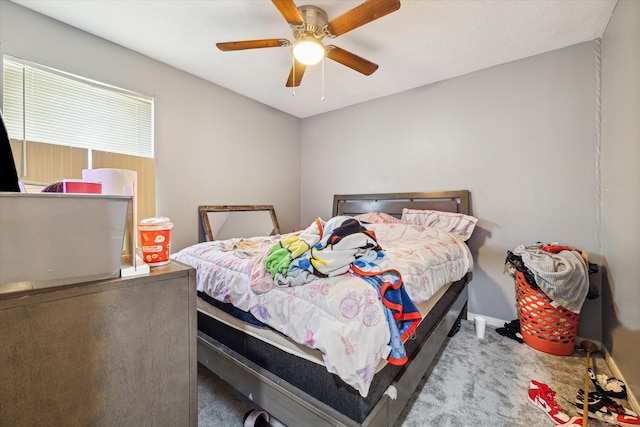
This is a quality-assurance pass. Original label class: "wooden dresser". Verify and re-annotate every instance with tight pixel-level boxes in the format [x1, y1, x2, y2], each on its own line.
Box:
[0, 261, 197, 427]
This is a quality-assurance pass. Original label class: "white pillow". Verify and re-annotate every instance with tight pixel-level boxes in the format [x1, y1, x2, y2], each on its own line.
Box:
[401, 209, 477, 240]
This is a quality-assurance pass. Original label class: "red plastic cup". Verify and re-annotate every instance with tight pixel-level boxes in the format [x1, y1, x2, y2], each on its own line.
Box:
[139, 217, 174, 267]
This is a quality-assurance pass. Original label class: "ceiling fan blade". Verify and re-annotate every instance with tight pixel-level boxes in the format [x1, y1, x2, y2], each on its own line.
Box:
[286, 60, 307, 87]
[272, 0, 305, 27]
[216, 39, 290, 51]
[326, 0, 401, 37]
[325, 45, 378, 76]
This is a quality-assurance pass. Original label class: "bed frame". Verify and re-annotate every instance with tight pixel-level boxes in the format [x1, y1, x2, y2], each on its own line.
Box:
[197, 190, 472, 426]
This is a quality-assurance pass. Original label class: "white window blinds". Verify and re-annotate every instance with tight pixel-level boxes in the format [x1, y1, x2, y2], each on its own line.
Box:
[2, 56, 154, 158]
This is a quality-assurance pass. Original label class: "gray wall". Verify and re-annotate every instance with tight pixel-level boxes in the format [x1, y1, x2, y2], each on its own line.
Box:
[0, 0, 301, 252]
[301, 42, 601, 324]
[601, 0, 640, 403]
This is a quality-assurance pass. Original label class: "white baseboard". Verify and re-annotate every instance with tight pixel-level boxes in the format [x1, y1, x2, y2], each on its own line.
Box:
[603, 348, 640, 414]
[466, 312, 509, 328]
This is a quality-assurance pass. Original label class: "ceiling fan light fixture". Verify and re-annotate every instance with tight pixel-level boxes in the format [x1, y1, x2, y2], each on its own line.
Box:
[292, 38, 325, 65]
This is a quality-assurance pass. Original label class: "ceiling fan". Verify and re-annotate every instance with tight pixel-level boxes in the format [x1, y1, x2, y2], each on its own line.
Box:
[216, 0, 401, 87]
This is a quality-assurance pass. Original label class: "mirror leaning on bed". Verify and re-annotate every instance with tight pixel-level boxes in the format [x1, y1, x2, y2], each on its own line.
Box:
[198, 205, 281, 242]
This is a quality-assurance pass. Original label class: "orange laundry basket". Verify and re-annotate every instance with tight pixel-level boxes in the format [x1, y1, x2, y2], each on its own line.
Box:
[514, 269, 579, 356]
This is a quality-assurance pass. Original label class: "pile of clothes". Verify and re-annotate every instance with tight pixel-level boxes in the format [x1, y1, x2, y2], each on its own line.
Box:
[507, 243, 591, 313]
[264, 216, 421, 365]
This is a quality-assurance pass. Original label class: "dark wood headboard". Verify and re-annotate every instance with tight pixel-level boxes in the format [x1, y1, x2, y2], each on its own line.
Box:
[332, 190, 470, 217]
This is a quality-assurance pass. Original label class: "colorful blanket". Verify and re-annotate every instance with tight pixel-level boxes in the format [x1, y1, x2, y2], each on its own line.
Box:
[265, 217, 421, 365]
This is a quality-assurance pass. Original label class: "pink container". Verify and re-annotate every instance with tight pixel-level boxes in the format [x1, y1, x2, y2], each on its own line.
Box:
[139, 217, 174, 267]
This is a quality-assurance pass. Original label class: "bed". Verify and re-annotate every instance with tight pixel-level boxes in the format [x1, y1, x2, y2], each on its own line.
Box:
[174, 190, 474, 426]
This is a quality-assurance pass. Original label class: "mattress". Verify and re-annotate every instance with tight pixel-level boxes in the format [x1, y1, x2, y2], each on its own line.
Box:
[173, 218, 473, 397]
[197, 280, 453, 371]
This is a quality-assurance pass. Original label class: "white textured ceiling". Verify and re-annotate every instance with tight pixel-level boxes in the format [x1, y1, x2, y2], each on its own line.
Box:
[11, 0, 617, 118]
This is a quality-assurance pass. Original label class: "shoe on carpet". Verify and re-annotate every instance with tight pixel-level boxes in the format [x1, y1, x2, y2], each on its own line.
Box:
[575, 389, 618, 425]
[528, 380, 573, 424]
[575, 389, 640, 426]
[589, 367, 628, 399]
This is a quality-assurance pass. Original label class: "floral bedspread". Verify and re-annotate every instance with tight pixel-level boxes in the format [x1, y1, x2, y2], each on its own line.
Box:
[171, 221, 472, 397]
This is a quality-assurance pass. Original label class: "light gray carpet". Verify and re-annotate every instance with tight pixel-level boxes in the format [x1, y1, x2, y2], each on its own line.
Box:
[198, 320, 624, 426]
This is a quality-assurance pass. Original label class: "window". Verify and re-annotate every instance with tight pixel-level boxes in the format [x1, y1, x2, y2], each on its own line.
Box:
[2, 56, 156, 218]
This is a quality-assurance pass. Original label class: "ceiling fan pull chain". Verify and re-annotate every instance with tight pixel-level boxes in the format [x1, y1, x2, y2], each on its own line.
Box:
[292, 55, 296, 97]
[321, 57, 325, 101]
